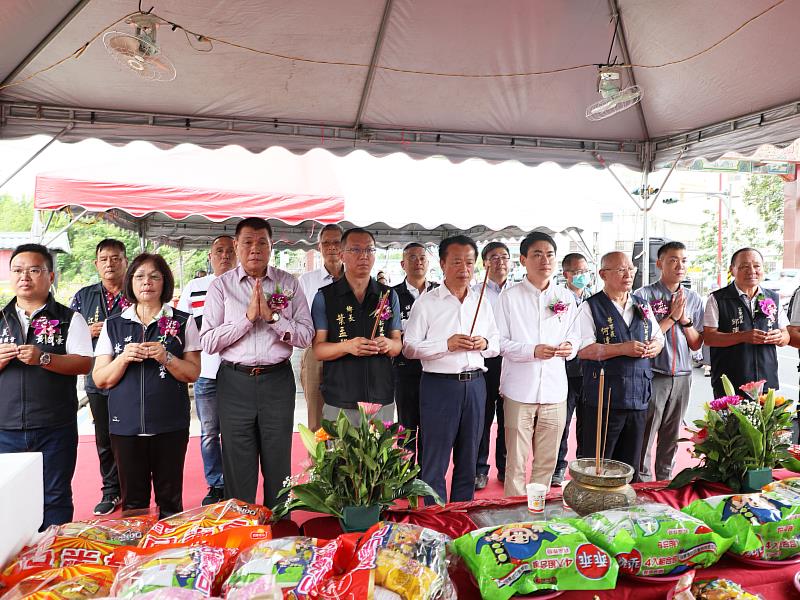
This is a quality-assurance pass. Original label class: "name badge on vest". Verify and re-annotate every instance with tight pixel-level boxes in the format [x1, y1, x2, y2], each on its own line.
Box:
[730, 306, 745, 333]
[0, 326, 15, 344]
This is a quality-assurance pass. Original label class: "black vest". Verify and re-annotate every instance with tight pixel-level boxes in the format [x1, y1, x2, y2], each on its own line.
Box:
[0, 296, 78, 430]
[392, 279, 439, 374]
[565, 289, 592, 379]
[320, 277, 395, 408]
[709, 284, 780, 398]
[582, 291, 653, 411]
[105, 308, 191, 436]
[72, 282, 130, 394]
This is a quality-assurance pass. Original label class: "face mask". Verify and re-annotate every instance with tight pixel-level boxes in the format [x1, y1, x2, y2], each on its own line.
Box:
[571, 273, 588, 289]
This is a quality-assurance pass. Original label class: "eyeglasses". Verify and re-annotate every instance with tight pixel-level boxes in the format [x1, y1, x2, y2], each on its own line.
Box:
[565, 269, 590, 275]
[11, 266, 48, 277]
[487, 255, 511, 263]
[345, 247, 377, 256]
[600, 267, 638, 275]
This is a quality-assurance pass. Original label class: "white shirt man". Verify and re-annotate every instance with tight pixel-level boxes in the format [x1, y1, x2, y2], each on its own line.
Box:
[496, 232, 580, 495]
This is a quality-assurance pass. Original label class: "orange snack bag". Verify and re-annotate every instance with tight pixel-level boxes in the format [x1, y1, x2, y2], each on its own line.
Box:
[1, 564, 115, 600]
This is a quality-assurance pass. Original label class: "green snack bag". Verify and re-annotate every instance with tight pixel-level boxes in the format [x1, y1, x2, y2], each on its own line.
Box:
[574, 503, 732, 576]
[683, 491, 800, 560]
[452, 520, 617, 600]
[222, 536, 322, 596]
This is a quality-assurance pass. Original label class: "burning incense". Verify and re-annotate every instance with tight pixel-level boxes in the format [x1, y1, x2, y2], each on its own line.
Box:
[469, 267, 490, 336]
[595, 368, 605, 475]
[601, 387, 612, 474]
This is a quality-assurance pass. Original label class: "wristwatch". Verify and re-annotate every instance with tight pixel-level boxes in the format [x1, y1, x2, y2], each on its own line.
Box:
[680, 318, 694, 328]
[269, 312, 281, 324]
[39, 352, 51, 366]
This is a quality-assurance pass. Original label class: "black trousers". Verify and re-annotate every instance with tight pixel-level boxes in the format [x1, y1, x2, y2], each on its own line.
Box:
[395, 366, 423, 464]
[581, 407, 646, 482]
[87, 392, 120, 497]
[217, 362, 295, 509]
[555, 375, 585, 473]
[110, 429, 189, 518]
[476, 356, 505, 477]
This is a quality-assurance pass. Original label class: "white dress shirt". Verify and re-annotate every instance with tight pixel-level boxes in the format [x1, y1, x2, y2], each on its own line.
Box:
[496, 279, 580, 404]
[704, 284, 789, 329]
[471, 278, 513, 313]
[12, 304, 93, 356]
[577, 292, 665, 350]
[403, 283, 500, 373]
[298, 266, 343, 310]
[177, 274, 221, 379]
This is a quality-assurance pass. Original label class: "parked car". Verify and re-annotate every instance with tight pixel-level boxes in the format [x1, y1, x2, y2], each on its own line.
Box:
[762, 268, 800, 309]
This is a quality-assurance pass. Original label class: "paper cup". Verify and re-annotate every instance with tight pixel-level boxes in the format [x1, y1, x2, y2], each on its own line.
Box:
[526, 483, 547, 513]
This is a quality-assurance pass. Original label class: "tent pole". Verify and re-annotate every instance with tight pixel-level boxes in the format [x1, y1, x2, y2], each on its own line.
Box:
[640, 141, 652, 288]
[178, 240, 185, 291]
[353, 0, 395, 130]
[41, 208, 85, 247]
[0, 127, 67, 192]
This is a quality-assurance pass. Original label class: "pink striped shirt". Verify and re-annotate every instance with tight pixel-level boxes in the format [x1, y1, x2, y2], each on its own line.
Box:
[200, 264, 313, 365]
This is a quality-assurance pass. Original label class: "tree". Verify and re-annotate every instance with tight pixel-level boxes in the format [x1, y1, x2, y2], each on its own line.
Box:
[742, 174, 784, 254]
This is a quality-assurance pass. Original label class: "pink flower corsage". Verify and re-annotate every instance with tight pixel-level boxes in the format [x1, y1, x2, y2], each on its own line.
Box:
[268, 284, 294, 311]
[549, 300, 569, 317]
[650, 299, 670, 318]
[33, 317, 60, 338]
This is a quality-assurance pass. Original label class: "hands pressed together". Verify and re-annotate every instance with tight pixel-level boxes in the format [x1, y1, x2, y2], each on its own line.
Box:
[119, 342, 168, 365]
[246, 279, 276, 323]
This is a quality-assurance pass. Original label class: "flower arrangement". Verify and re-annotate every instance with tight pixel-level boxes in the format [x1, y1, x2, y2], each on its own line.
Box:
[267, 284, 294, 311]
[272, 403, 441, 520]
[756, 294, 777, 325]
[670, 375, 800, 491]
[650, 299, 670, 318]
[549, 299, 569, 318]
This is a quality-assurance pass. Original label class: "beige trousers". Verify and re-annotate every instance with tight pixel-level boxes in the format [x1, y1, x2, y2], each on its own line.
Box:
[300, 347, 324, 431]
[503, 398, 567, 497]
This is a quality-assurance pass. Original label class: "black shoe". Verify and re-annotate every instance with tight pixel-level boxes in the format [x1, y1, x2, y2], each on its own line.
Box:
[202, 486, 225, 506]
[93, 495, 120, 516]
[551, 469, 565, 486]
[497, 471, 505, 483]
[474, 473, 489, 490]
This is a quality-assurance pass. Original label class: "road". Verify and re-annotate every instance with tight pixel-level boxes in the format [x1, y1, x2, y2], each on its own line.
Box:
[684, 345, 800, 426]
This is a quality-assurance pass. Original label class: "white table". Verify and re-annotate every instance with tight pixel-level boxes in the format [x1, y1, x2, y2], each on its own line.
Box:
[0, 453, 43, 568]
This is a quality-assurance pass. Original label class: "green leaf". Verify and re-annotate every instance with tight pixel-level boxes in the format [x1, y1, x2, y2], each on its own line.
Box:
[292, 485, 342, 517]
[762, 389, 775, 422]
[668, 467, 706, 489]
[298, 424, 321, 457]
[780, 456, 800, 473]
[729, 405, 765, 465]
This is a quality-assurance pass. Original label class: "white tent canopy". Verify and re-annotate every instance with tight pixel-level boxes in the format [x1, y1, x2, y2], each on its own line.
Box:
[2, 0, 800, 171]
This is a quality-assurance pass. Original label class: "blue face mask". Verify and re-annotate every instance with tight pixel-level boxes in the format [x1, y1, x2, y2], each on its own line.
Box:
[571, 273, 589, 289]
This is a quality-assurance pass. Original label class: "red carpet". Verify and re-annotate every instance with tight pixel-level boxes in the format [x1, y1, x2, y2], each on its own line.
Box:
[71, 423, 699, 522]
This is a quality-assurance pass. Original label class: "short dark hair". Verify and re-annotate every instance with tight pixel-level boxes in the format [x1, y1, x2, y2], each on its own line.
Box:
[403, 242, 425, 253]
[317, 223, 343, 242]
[481, 241, 510, 262]
[730, 247, 764, 268]
[562, 252, 586, 271]
[657, 241, 685, 259]
[95, 238, 127, 257]
[520, 231, 557, 257]
[236, 217, 273, 239]
[439, 235, 478, 260]
[10, 243, 53, 271]
[124, 253, 175, 304]
[341, 227, 376, 247]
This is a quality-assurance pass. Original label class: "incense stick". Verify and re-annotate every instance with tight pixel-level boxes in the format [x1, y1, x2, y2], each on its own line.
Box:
[601, 387, 612, 474]
[370, 291, 389, 339]
[595, 368, 605, 475]
[469, 267, 490, 336]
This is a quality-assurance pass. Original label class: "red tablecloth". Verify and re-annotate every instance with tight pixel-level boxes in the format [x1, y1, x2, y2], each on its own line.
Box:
[293, 471, 800, 599]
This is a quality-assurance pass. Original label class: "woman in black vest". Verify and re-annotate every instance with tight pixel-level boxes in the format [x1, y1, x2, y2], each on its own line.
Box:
[93, 253, 201, 518]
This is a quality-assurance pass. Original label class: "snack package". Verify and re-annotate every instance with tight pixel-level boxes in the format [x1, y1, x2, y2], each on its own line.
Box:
[139, 500, 270, 548]
[0, 530, 117, 590]
[54, 515, 158, 546]
[1, 565, 116, 600]
[452, 520, 617, 600]
[689, 578, 761, 599]
[222, 536, 324, 598]
[293, 522, 454, 600]
[575, 503, 732, 576]
[111, 546, 237, 598]
[683, 491, 800, 560]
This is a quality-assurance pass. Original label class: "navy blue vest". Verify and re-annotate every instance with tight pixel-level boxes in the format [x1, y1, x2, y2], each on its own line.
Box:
[582, 292, 653, 411]
[105, 308, 191, 436]
[0, 296, 78, 429]
[72, 282, 130, 394]
[392, 279, 439, 374]
[321, 277, 395, 408]
[709, 284, 780, 398]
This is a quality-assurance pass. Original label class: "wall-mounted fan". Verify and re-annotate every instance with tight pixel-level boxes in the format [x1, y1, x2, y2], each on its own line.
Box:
[102, 15, 176, 81]
[585, 66, 642, 121]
